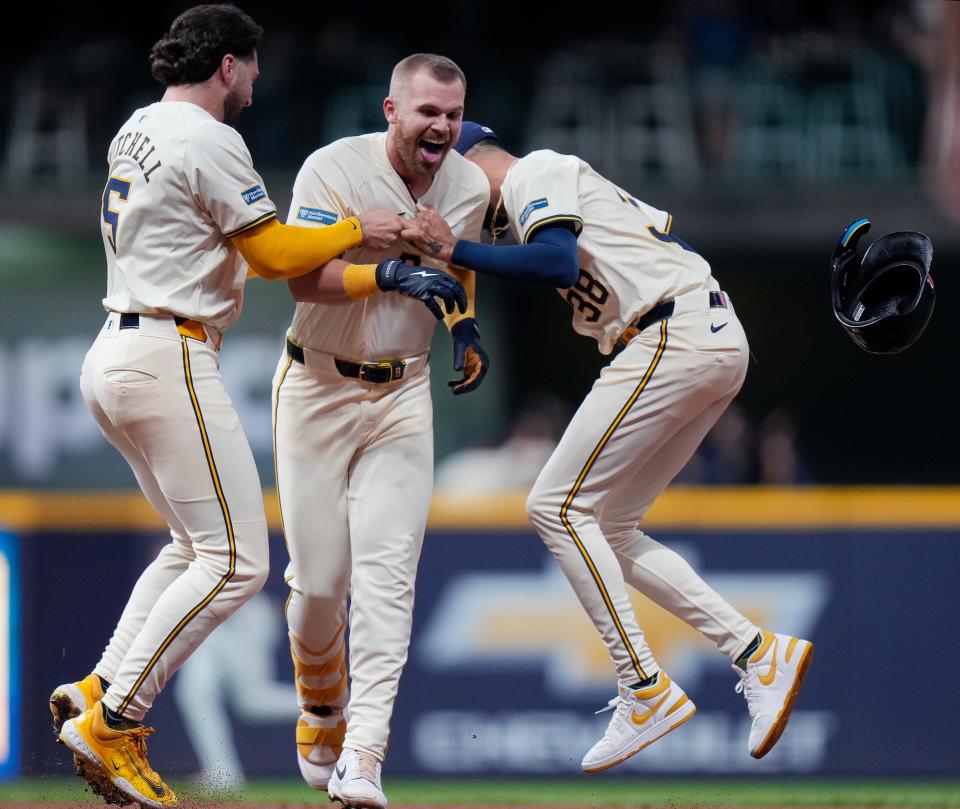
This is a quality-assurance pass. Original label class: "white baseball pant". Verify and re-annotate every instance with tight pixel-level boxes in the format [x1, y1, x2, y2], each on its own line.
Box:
[81, 312, 269, 721]
[273, 347, 433, 759]
[527, 294, 760, 685]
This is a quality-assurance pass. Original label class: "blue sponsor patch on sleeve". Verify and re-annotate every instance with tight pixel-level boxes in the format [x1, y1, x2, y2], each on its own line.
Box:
[519, 197, 549, 226]
[297, 207, 339, 225]
[242, 185, 267, 205]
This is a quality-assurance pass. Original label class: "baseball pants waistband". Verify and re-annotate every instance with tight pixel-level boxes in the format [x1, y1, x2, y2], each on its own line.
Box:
[285, 336, 428, 384]
[618, 290, 731, 347]
[103, 311, 223, 350]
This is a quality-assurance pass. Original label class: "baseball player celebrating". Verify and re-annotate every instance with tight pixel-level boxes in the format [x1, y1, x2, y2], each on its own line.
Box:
[49, 9, 462, 808]
[403, 122, 814, 772]
[273, 56, 488, 809]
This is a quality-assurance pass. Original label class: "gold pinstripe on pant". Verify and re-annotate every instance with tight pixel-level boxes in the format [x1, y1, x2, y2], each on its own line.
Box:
[117, 336, 237, 715]
[558, 318, 669, 683]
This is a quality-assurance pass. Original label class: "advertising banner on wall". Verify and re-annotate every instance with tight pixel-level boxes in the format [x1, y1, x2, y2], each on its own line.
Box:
[22, 521, 960, 781]
[0, 533, 19, 780]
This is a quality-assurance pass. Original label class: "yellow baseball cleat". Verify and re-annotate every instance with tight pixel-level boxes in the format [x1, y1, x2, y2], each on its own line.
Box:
[59, 702, 177, 808]
[49, 673, 105, 734]
[70, 752, 130, 807]
[582, 672, 697, 773]
[734, 630, 814, 758]
[50, 676, 129, 805]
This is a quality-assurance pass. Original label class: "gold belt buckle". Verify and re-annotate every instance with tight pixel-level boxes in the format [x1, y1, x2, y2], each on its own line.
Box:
[618, 325, 639, 347]
[359, 359, 405, 382]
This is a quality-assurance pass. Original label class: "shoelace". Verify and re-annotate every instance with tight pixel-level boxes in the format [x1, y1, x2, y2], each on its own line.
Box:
[124, 726, 157, 774]
[733, 667, 760, 719]
[594, 692, 631, 718]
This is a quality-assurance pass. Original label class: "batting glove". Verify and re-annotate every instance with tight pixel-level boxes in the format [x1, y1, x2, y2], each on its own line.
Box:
[449, 317, 489, 395]
[376, 259, 467, 320]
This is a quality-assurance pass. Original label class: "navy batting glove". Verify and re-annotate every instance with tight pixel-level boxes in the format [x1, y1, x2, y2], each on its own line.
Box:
[449, 317, 489, 395]
[375, 259, 467, 320]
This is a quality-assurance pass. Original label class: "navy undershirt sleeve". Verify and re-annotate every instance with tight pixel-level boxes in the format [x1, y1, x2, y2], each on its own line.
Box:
[450, 224, 579, 288]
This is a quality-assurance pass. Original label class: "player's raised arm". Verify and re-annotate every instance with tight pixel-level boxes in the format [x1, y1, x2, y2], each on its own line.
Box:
[230, 207, 404, 282]
[286, 253, 466, 319]
[403, 205, 579, 288]
[401, 122, 583, 289]
[234, 206, 468, 316]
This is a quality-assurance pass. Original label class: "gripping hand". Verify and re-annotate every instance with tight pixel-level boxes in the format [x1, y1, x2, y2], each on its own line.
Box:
[376, 260, 467, 320]
[449, 317, 489, 395]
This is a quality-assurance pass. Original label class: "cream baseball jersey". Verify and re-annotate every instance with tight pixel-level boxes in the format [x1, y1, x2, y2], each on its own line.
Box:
[287, 132, 488, 359]
[500, 150, 719, 354]
[100, 101, 277, 332]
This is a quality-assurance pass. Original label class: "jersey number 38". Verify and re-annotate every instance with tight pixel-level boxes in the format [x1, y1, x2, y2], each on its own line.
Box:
[565, 268, 609, 323]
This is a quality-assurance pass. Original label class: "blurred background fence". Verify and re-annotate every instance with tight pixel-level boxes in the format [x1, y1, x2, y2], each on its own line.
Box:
[2, 0, 960, 787]
[1, 0, 958, 488]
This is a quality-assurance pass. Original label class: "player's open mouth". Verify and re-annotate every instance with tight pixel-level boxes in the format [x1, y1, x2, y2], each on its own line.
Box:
[419, 138, 446, 164]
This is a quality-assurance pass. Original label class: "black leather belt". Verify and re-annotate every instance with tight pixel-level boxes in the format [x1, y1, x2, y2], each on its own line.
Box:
[117, 312, 218, 346]
[634, 300, 676, 333]
[119, 313, 191, 329]
[286, 337, 406, 384]
[618, 292, 728, 347]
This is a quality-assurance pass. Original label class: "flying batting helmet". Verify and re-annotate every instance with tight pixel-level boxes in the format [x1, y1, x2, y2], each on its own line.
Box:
[830, 217, 936, 354]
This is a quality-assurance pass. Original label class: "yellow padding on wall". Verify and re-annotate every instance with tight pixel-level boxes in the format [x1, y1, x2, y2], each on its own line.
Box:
[2, 488, 960, 531]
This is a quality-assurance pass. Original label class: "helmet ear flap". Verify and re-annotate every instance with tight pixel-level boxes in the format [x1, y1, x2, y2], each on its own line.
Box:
[860, 231, 933, 278]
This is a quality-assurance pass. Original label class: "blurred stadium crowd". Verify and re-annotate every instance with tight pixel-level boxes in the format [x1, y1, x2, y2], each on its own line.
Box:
[1, 0, 958, 486]
[2, 0, 944, 186]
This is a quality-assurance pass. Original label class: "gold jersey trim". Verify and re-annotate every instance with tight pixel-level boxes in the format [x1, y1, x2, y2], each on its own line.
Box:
[523, 215, 584, 244]
[224, 210, 277, 238]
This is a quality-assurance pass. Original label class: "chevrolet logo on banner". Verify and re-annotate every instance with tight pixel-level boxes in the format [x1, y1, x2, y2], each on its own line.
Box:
[416, 554, 828, 697]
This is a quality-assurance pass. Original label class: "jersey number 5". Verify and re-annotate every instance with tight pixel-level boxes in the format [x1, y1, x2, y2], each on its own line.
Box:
[102, 177, 131, 254]
[565, 269, 609, 323]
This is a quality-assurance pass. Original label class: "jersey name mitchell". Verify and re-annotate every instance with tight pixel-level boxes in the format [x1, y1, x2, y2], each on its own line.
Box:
[100, 101, 276, 332]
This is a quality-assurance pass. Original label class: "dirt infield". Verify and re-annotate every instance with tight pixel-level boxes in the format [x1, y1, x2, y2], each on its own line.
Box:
[0, 801, 924, 809]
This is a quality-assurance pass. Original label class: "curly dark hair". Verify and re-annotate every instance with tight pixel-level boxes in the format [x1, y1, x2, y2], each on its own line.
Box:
[149, 4, 262, 87]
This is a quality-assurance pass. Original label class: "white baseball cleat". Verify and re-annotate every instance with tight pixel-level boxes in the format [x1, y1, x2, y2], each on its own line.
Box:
[327, 747, 387, 809]
[581, 672, 696, 773]
[734, 630, 814, 758]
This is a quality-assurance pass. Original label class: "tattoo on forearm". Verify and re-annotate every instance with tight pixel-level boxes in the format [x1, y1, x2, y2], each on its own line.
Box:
[425, 238, 443, 253]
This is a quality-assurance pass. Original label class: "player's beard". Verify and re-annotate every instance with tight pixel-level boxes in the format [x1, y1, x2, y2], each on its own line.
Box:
[392, 122, 446, 180]
[222, 87, 245, 126]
